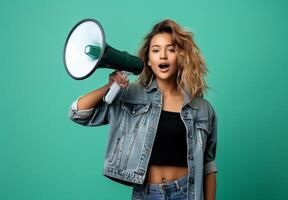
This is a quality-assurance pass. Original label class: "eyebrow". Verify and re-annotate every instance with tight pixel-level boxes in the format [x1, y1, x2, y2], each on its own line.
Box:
[151, 44, 174, 48]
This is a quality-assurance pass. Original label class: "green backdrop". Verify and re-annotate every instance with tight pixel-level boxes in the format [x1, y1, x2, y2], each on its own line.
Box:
[1, 0, 287, 199]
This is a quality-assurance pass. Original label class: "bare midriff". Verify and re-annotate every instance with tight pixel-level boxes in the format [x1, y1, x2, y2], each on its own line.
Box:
[144, 165, 188, 184]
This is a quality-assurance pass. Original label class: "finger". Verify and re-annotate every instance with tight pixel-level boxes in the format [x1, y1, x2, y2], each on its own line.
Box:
[110, 72, 128, 86]
[109, 76, 116, 84]
[121, 79, 129, 88]
[109, 71, 121, 82]
[113, 74, 124, 84]
[116, 71, 124, 77]
[116, 71, 127, 82]
[116, 73, 127, 84]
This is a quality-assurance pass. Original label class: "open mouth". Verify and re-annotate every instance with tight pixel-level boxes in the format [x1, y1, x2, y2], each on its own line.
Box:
[159, 63, 170, 69]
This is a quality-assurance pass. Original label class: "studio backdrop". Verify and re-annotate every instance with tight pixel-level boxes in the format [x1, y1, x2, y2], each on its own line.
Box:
[0, 0, 287, 200]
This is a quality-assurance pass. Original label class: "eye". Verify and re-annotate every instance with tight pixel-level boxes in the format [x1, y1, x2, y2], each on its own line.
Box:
[152, 49, 159, 53]
[168, 48, 176, 53]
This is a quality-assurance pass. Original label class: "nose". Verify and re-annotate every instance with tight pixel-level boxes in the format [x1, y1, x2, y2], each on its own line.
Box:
[160, 50, 167, 60]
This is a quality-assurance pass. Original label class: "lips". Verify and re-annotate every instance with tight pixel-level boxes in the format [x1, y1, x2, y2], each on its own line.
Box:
[159, 63, 170, 69]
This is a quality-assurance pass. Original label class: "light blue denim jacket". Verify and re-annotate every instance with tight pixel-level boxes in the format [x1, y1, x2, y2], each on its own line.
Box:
[69, 77, 217, 200]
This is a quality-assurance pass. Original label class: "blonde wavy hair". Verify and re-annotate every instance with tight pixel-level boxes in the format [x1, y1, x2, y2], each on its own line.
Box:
[137, 19, 208, 99]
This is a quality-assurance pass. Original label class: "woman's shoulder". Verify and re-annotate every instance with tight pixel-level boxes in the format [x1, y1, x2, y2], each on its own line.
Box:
[191, 97, 216, 117]
[119, 81, 150, 102]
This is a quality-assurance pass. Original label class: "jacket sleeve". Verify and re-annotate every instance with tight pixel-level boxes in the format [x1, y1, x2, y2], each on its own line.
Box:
[68, 89, 124, 126]
[203, 108, 218, 175]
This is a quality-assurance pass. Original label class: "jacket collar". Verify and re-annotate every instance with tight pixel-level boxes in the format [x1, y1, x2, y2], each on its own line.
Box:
[143, 77, 158, 93]
[143, 77, 199, 110]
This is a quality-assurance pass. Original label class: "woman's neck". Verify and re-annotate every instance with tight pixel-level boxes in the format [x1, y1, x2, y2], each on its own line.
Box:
[156, 77, 181, 97]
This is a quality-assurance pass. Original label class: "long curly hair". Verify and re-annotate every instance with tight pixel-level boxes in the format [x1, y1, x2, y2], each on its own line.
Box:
[137, 19, 208, 99]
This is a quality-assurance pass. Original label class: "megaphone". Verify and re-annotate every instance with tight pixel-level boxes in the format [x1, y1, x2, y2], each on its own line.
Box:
[63, 18, 144, 103]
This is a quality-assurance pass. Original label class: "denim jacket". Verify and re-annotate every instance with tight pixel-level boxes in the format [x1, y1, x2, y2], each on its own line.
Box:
[69, 77, 217, 200]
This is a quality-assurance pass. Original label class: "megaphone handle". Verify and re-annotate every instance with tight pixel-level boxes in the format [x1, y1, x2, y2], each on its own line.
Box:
[104, 71, 132, 104]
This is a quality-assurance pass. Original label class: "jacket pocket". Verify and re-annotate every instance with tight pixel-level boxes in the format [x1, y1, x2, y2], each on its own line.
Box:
[121, 102, 151, 133]
[121, 102, 150, 116]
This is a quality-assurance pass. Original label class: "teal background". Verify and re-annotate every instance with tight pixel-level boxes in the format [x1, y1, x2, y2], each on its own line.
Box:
[1, 0, 287, 199]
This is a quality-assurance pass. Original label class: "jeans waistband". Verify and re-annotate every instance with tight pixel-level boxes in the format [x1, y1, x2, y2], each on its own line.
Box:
[134, 174, 188, 194]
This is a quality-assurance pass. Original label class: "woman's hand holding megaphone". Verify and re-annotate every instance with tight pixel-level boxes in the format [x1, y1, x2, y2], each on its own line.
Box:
[104, 70, 131, 104]
[74, 70, 129, 110]
[108, 71, 129, 88]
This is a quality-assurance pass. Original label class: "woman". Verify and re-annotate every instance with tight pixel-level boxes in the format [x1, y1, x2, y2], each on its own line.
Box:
[69, 19, 217, 200]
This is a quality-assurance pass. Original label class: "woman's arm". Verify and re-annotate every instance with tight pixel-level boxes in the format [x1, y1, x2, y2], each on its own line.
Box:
[203, 105, 218, 199]
[69, 71, 129, 126]
[204, 172, 216, 200]
[77, 83, 110, 110]
[77, 71, 128, 110]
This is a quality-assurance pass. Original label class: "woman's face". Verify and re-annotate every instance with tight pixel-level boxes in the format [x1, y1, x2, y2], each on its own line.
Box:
[148, 33, 178, 82]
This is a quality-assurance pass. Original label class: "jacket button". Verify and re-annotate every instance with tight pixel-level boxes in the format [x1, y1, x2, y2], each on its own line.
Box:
[189, 179, 194, 184]
[189, 155, 193, 160]
[188, 134, 192, 139]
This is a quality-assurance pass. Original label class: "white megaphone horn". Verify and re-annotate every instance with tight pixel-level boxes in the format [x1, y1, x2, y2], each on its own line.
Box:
[63, 18, 144, 104]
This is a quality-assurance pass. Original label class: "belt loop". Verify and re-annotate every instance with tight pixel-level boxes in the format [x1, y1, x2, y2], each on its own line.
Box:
[175, 180, 180, 190]
[146, 184, 150, 195]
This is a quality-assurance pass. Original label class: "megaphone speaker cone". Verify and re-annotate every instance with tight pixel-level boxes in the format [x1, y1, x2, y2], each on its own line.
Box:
[63, 19, 106, 80]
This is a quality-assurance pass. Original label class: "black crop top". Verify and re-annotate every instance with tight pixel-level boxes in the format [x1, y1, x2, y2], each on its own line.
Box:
[149, 110, 188, 167]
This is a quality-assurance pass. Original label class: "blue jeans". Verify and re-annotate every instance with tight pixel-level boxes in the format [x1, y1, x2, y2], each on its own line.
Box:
[131, 174, 188, 200]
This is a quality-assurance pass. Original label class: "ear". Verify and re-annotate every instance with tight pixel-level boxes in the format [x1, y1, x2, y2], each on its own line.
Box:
[147, 60, 151, 66]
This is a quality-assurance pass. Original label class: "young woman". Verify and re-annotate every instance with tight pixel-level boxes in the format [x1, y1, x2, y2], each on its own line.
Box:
[69, 19, 217, 200]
